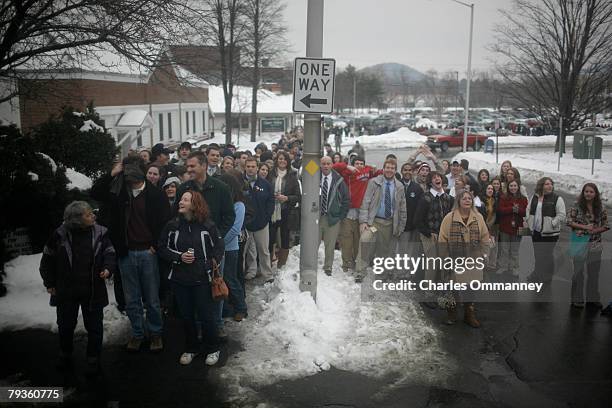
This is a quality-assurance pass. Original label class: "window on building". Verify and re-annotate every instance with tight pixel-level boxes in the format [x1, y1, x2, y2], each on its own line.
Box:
[193, 111, 196, 134]
[202, 111, 206, 133]
[185, 111, 190, 135]
[168, 112, 172, 139]
[241, 116, 249, 129]
[158, 113, 164, 141]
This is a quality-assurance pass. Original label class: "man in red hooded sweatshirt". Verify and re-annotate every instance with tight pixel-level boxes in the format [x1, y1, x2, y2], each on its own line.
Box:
[333, 155, 380, 273]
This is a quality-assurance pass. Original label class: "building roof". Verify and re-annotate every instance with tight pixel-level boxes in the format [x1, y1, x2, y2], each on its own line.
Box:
[208, 85, 293, 114]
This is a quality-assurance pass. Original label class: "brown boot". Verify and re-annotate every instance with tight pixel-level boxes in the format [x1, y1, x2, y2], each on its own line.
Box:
[464, 303, 480, 328]
[277, 248, 289, 268]
[445, 307, 457, 325]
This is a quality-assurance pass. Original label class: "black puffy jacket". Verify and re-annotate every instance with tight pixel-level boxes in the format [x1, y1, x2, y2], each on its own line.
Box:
[40, 224, 116, 308]
[158, 217, 225, 286]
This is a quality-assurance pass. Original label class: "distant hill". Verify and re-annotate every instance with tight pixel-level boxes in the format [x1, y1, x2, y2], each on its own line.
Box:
[359, 62, 426, 84]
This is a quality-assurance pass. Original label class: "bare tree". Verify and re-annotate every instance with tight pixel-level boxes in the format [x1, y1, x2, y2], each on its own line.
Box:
[243, 0, 288, 142]
[0, 0, 192, 103]
[491, 0, 612, 152]
[207, 0, 248, 145]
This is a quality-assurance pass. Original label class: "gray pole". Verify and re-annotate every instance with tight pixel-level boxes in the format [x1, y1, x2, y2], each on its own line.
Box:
[462, 3, 474, 152]
[352, 74, 357, 136]
[299, 0, 324, 300]
[557, 116, 562, 172]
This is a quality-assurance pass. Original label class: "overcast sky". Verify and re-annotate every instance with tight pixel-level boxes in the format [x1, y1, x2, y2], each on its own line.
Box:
[283, 0, 512, 76]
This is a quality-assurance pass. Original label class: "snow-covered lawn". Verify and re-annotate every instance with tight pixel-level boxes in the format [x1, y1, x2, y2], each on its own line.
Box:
[488, 134, 612, 148]
[0, 254, 130, 344]
[453, 150, 612, 202]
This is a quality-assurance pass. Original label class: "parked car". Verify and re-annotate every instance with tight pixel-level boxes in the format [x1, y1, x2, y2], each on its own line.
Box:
[460, 125, 496, 138]
[426, 128, 489, 152]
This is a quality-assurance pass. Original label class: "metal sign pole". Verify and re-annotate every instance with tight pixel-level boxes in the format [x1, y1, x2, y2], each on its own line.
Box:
[299, 0, 324, 300]
[557, 116, 562, 172]
[590, 136, 595, 176]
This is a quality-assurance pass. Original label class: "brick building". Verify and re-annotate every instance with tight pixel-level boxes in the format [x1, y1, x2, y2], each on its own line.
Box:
[8, 50, 212, 150]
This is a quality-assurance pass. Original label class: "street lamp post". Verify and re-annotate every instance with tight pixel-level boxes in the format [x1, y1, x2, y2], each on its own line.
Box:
[450, 0, 474, 152]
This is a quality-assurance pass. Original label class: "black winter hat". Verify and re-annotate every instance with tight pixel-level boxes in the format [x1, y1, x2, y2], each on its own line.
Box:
[124, 163, 145, 184]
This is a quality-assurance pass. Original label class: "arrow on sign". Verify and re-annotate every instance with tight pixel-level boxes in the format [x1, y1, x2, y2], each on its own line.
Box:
[300, 94, 328, 108]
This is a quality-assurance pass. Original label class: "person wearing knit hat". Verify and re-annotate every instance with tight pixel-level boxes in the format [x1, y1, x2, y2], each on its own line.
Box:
[416, 162, 431, 191]
[162, 177, 181, 207]
[89, 155, 171, 353]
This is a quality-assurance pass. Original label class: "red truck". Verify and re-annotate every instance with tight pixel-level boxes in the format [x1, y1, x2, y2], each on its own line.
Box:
[426, 128, 492, 152]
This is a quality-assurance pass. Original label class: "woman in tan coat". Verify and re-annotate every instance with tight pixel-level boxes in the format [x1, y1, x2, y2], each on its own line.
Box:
[438, 189, 490, 328]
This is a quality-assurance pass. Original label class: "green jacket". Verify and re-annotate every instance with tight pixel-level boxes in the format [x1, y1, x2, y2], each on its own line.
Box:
[322, 171, 350, 226]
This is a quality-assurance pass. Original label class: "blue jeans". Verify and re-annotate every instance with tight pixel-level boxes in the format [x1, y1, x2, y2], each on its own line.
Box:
[173, 281, 219, 353]
[119, 250, 163, 338]
[223, 250, 247, 315]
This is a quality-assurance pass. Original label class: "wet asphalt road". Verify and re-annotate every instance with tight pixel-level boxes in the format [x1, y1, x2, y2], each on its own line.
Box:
[0, 146, 611, 407]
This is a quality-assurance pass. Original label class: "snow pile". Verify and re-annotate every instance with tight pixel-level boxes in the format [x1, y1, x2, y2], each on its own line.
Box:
[416, 118, 438, 128]
[216, 247, 453, 403]
[342, 127, 427, 151]
[0, 253, 131, 345]
[489, 134, 612, 148]
[453, 150, 612, 202]
[66, 168, 92, 190]
[79, 120, 105, 132]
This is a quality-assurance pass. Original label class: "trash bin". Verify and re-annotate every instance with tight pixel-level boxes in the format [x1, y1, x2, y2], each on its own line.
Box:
[573, 135, 602, 159]
[484, 139, 494, 153]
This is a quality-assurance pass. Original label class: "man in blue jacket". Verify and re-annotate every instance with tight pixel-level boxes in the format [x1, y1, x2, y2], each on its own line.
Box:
[243, 158, 275, 282]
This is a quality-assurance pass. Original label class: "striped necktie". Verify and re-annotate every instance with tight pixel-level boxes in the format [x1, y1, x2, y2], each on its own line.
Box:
[385, 181, 392, 219]
[321, 176, 329, 215]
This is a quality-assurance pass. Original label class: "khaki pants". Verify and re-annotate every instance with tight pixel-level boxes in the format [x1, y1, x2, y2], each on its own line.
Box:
[419, 233, 438, 281]
[245, 225, 274, 280]
[356, 218, 395, 275]
[319, 215, 341, 272]
[397, 229, 421, 259]
[340, 218, 360, 270]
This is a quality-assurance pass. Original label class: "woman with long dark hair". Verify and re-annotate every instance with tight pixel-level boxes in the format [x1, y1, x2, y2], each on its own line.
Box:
[497, 179, 528, 276]
[526, 177, 566, 283]
[567, 183, 609, 308]
[481, 183, 499, 272]
[158, 191, 225, 366]
[267, 151, 301, 268]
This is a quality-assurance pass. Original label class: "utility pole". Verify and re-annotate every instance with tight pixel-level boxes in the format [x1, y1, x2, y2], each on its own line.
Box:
[450, 0, 474, 152]
[352, 74, 357, 136]
[299, 0, 324, 300]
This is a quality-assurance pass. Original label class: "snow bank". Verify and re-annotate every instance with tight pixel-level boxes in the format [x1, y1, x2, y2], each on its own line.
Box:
[489, 134, 612, 148]
[453, 150, 612, 202]
[0, 253, 130, 345]
[342, 127, 427, 151]
[215, 247, 454, 404]
[416, 118, 438, 128]
[66, 168, 92, 190]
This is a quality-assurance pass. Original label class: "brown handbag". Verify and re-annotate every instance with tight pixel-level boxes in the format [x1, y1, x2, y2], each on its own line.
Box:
[210, 259, 229, 302]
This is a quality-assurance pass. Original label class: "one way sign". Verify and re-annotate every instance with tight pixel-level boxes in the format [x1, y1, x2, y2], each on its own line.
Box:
[293, 57, 336, 114]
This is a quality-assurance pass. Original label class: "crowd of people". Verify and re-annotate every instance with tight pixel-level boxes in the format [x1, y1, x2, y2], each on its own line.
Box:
[38, 135, 610, 376]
